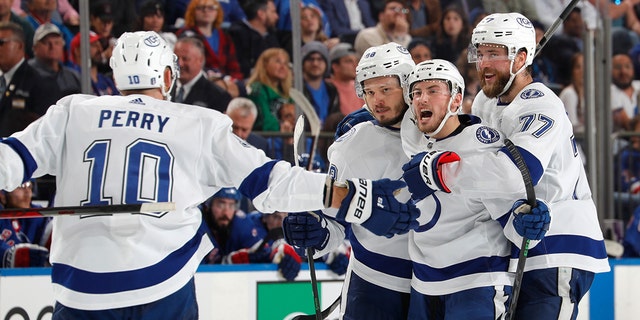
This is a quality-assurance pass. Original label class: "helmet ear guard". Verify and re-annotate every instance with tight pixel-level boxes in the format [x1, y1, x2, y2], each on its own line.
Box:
[110, 31, 179, 100]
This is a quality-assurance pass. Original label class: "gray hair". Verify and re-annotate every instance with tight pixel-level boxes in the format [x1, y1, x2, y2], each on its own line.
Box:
[226, 97, 258, 118]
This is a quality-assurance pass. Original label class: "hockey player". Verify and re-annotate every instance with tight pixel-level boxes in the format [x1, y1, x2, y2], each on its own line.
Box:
[402, 13, 609, 319]
[285, 42, 416, 319]
[0, 31, 419, 319]
[400, 59, 550, 319]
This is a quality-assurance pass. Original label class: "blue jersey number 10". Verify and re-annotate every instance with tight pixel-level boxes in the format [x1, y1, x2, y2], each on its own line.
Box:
[81, 139, 174, 206]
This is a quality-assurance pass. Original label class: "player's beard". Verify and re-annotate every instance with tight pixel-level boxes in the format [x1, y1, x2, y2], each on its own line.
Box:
[613, 78, 632, 90]
[480, 68, 511, 98]
[377, 103, 408, 127]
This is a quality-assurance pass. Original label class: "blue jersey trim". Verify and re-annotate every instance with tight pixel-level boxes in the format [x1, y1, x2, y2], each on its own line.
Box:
[1, 137, 38, 183]
[511, 234, 608, 259]
[412, 255, 509, 282]
[350, 235, 412, 279]
[238, 160, 278, 200]
[51, 226, 208, 294]
[499, 145, 543, 186]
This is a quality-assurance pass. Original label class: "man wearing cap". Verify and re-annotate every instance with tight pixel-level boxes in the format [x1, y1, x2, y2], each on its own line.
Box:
[28, 23, 80, 96]
[68, 31, 118, 96]
[327, 42, 363, 116]
[301, 41, 340, 127]
[0, 21, 60, 137]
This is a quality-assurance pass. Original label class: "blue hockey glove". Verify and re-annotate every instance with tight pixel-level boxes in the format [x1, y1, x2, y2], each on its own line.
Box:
[3, 243, 49, 268]
[402, 150, 460, 201]
[323, 244, 350, 276]
[282, 211, 329, 250]
[270, 241, 302, 281]
[336, 178, 420, 238]
[334, 107, 374, 139]
[512, 199, 551, 240]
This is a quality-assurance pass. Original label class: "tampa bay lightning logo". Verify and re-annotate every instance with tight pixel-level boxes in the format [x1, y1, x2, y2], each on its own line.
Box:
[396, 45, 409, 55]
[144, 34, 160, 47]
[416, 195, 441, 232]
[475, 126, 500, 144]
[516, 17, 532, 28]
[520, 89, 544, 100]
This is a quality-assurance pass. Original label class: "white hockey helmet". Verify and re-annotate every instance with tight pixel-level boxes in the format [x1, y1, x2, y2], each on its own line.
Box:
[405, 59, 465, 137]
[404, 59, 465, 106]
[469, 12, 536, 67]
[110, 31, 179, 100]
[355, 42, 415, 98]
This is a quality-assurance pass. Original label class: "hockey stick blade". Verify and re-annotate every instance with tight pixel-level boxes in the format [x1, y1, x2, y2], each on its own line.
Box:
[292, 295, 341, 320]
[503, 139, 536, 320]
[0, 202, 176, 219]
[294, 115, 306, 167]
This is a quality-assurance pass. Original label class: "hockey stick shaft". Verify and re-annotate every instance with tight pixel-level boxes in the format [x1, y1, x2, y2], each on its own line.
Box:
[504, 139, 536, 320]
[535, 0, 581, 58]
[292, 295, 341, 320]
[0, 202, 176, 219]
[292, 115, 322, 320]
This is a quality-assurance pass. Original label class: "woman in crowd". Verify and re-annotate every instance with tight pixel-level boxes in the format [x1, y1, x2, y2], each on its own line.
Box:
[176, 0, 243, 80]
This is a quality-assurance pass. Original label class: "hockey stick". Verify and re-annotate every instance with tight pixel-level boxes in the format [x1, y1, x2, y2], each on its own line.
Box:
[293, 115, 322, 320]
[293, 295, 341, 320]
[0, 202, 176, 219]
[503, 139, 536, 320]
[290, 88, 322, 171]
[534, 0, 580, 58]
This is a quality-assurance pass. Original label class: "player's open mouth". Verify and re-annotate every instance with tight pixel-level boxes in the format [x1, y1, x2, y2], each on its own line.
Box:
[419, 108, 432, 119]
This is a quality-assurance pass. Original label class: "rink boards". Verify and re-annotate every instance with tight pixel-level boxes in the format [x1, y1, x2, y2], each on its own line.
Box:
[1, 259, 639, 320]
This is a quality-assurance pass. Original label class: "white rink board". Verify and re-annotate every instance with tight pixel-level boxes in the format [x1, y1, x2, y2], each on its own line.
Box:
[2, 259, 640, 320]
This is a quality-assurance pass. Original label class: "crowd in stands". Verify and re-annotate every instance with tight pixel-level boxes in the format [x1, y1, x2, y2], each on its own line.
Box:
[7, 0, 640, 268]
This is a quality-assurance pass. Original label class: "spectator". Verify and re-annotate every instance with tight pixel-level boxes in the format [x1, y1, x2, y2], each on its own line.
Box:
[201, 188, 302, 281]
[407, 0, 442, 39]
[0, 180, 52, 268]
[354, 0, 412, 57]
[407, 37, 433, 64]
[616, 115, 640, 193]
[68, 31, 118, 96]
[299, 5, 329, 45]
[327, 42, 363, 116]
[320, 0, 376, 44]
[611, 53, 640, 132]
[559, 52, 585, 135]
[24, 0, 74, 57]
[455, 48, 479, 113]
[428, 4, 470, 63]
[13, 0, 79, 30]
[135, 0, 177, 50]
[273, 0, 330, 44]
[246, 47, 294, 132]
[90, 0, 117, 76]
[28, 23, 80, 96]
[301, 41, 340, 127]
[171, 36, 232, 112]
[176, 0, 244, 81]
[530, 19, 560, 89]
[0, 21, 60, 137]
[227, 0, 280, 79]
[225, 96, 273, 158]
[89, 0, 137, 38]
[1, 0, 35, 58]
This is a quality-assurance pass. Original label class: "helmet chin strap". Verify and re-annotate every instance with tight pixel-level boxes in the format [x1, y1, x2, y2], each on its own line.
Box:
[162, 72, 178, 101]
[425, 91, 458, 138]
[498, 59, 527, 98]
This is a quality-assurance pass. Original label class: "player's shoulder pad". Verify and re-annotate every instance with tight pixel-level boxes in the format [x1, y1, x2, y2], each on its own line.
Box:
[335, 120, 371, 143]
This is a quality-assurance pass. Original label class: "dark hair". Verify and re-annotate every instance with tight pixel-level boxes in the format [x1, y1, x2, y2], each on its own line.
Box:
[243, 0, 272, 20]
[0, 22, 25, 44]
[135, 0, 166, 31]
[407, 37, 432, 52]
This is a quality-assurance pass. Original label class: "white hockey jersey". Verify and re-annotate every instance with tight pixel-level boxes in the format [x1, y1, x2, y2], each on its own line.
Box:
[324, 122, 412, 293]
[471, 82, 610, 274]
[0, 94, 327, 310]
[401, 112, 514, 295]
